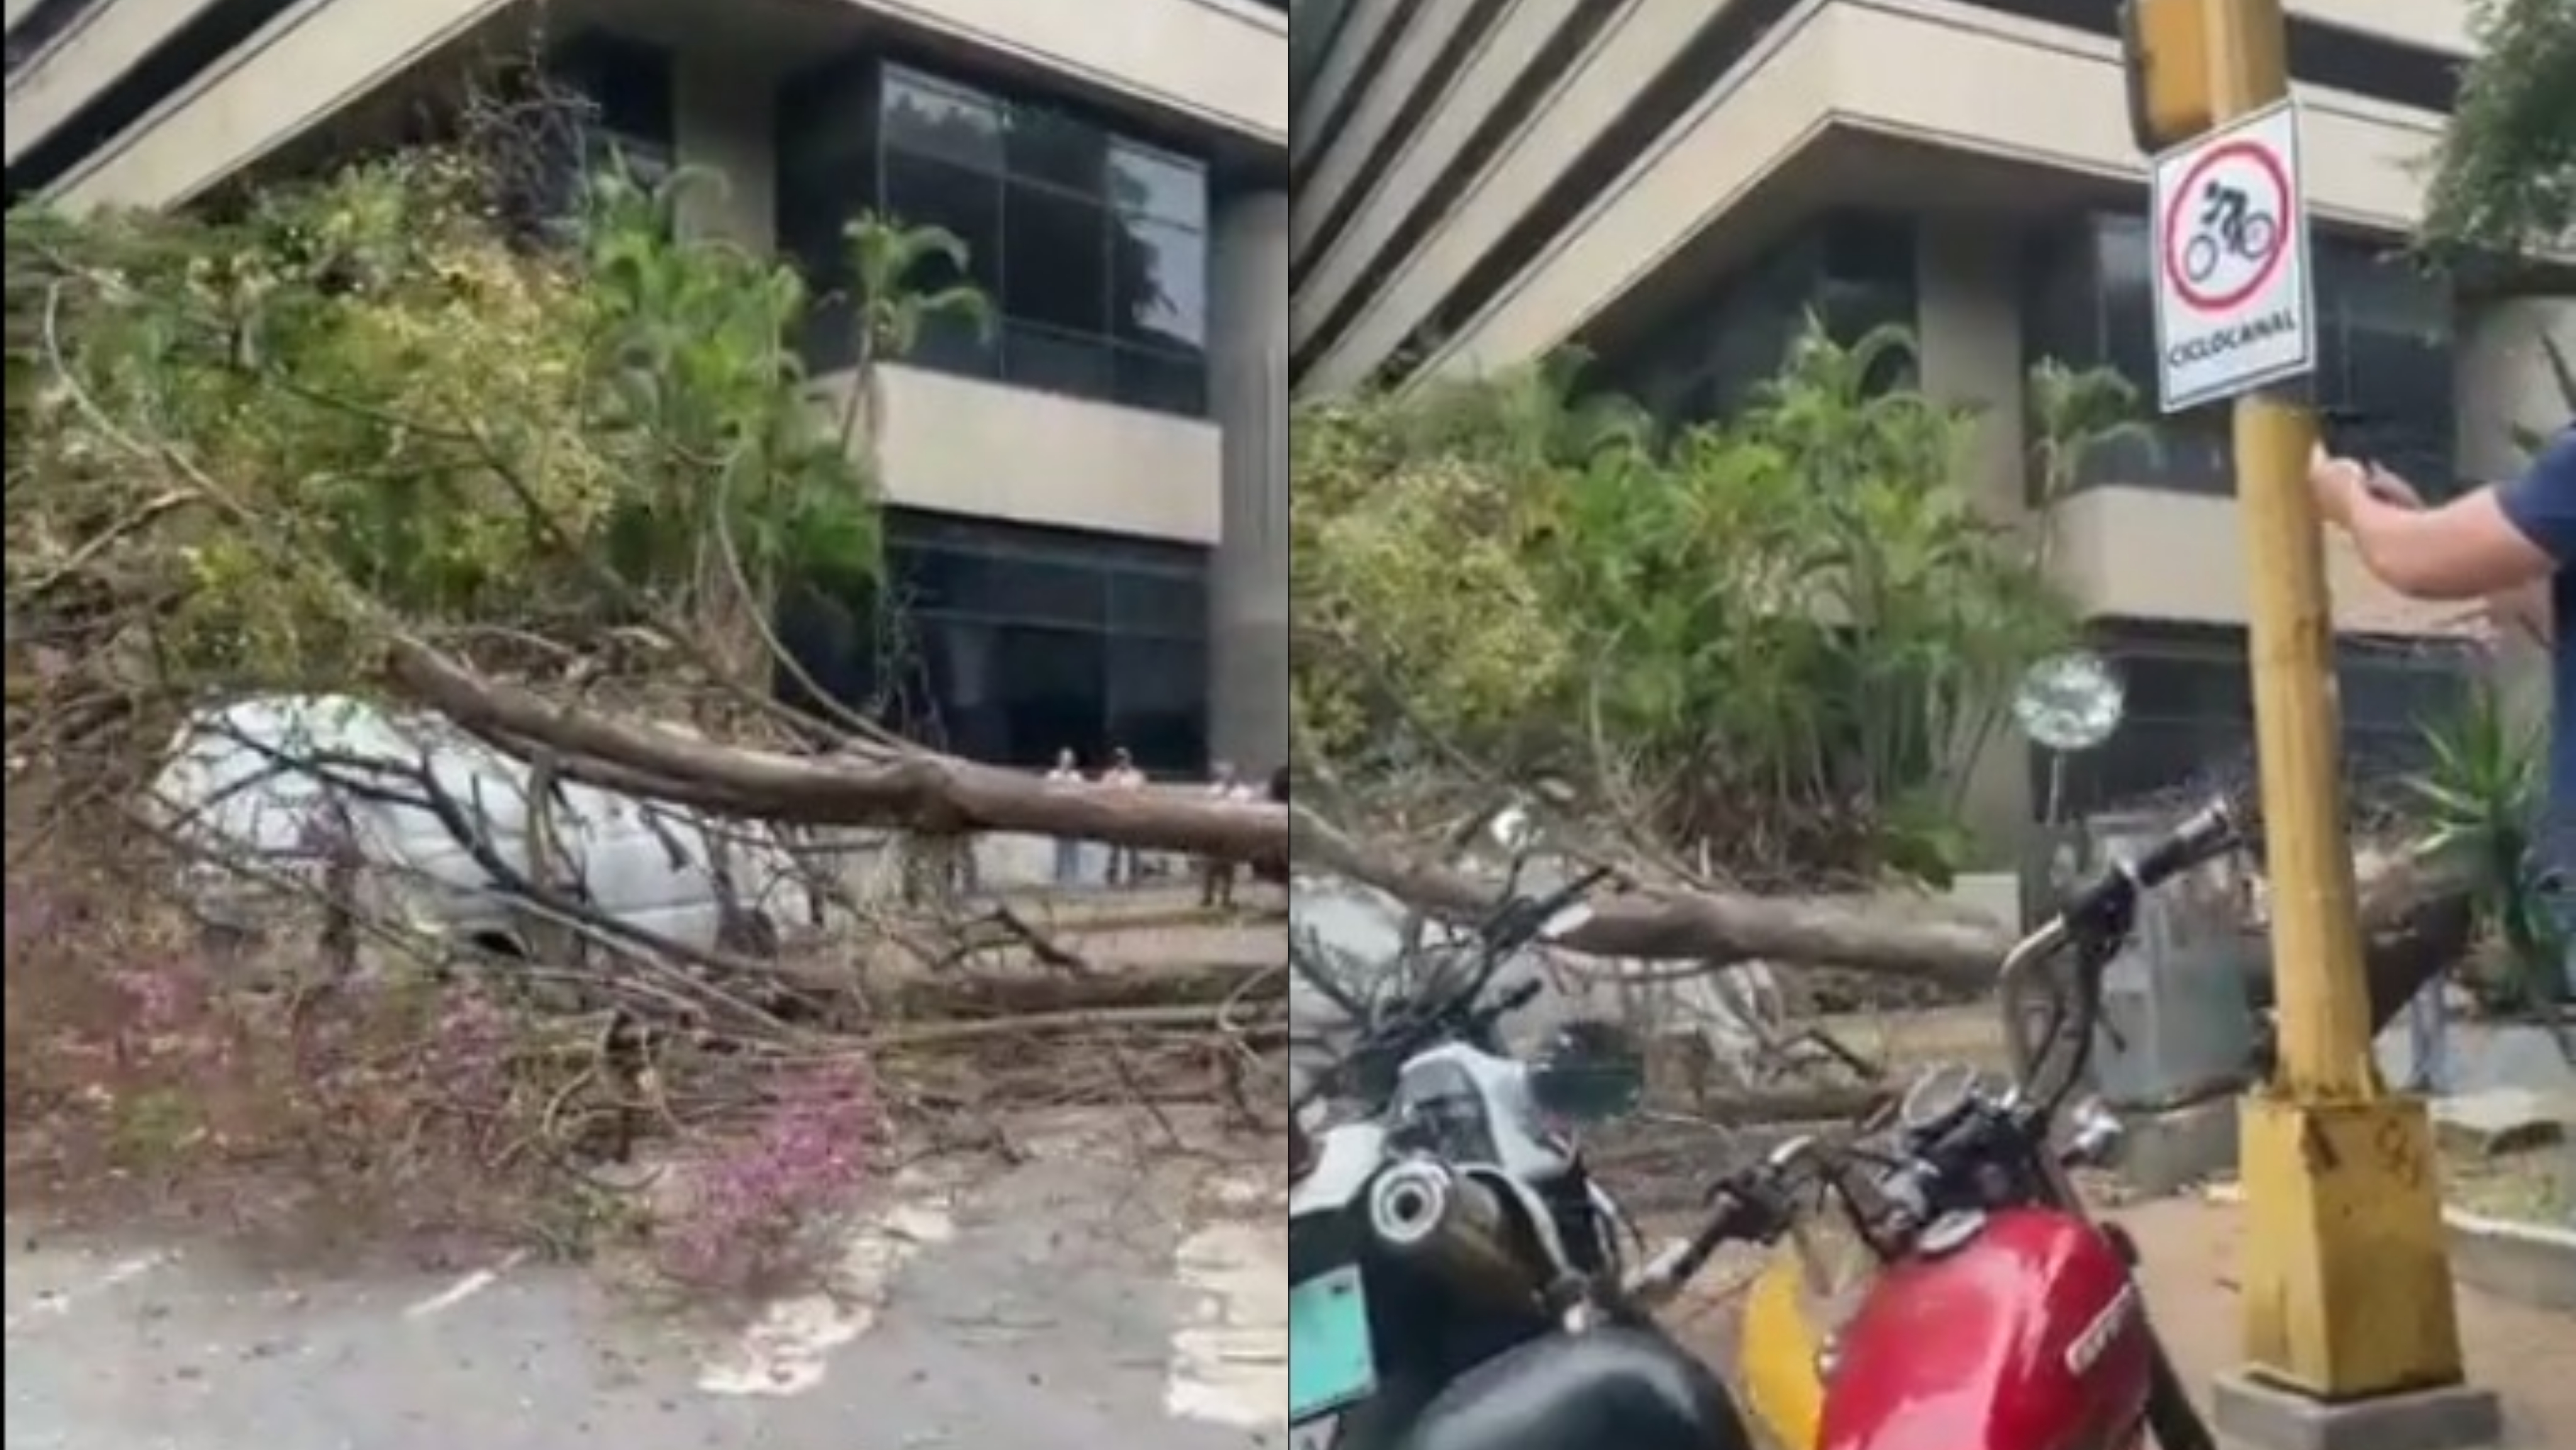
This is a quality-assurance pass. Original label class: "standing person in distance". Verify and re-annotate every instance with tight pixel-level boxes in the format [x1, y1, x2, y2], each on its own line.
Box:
[1103, 747, 1148, 888]
[1044, 747, 1088, 886]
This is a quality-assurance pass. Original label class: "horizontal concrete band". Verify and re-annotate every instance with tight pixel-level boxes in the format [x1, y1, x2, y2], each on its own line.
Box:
[34, 0, 1284, 211]
[1295, 0, 2451, 393]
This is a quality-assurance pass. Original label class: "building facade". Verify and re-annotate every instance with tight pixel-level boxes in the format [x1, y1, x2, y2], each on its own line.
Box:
[1288, 0, 2573, 833]
[6, 0, 1292, 777]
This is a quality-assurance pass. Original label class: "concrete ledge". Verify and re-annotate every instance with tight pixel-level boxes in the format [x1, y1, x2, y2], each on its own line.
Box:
[2443, 1211, 2576, 1317]
[2116, 1097, 2242, 1198]
[2212, 1371, 2503, 1450]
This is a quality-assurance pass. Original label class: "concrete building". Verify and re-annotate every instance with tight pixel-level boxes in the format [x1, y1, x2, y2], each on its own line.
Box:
[1289, 0, 2573, 833]
[6, 0, 1293, 777]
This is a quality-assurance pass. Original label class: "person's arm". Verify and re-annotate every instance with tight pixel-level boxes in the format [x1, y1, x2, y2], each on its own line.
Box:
[2338, 442, 2568, 600]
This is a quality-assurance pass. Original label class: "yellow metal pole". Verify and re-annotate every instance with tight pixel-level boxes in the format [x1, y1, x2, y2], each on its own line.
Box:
[2190, 0, 2468, 1400]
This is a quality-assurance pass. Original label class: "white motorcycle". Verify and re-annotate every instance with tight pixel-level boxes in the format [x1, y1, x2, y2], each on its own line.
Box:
[1285, 808, 1697, 1450]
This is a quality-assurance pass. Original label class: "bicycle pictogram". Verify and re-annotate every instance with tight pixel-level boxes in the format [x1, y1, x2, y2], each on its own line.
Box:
[2182, 180, 2279, 286]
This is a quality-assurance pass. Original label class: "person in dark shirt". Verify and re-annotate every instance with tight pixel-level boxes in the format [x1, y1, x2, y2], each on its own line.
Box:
[2313, 426, 2576, 1013]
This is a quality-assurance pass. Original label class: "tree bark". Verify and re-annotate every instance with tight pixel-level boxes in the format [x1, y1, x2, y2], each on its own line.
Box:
[383, 638, 2472, 1020]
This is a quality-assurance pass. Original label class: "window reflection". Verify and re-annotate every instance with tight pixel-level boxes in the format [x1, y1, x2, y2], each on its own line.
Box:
[784, 510, 1211, 773]
[880, 69, 1003, 170]
[1586, 211, 1919, 430]
[775, 59, 1212, 419]
[2022, 213, 2457, 500]
[2037, 622, 2468, 819]
[1116, 214, 1210, 350]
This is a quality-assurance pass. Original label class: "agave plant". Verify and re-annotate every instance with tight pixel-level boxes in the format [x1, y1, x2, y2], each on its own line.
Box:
[2405, 678, 2565, 1018]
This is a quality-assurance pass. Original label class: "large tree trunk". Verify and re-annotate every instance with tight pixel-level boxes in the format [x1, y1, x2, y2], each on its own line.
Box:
[384, 639, 2473, 1023]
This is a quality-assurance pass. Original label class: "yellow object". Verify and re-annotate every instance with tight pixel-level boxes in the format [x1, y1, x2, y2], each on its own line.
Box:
[2237, 1095, 2465, 1395]
[1735, 1215, 1879, 1450]
[2175, 0, 2470, 1402]
[1738, 1252, 1827, 1450]
[2118, 0, 2216, 148]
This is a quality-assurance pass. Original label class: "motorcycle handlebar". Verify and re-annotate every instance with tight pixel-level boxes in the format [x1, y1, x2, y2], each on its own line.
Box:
[1623, 1138, 1813, 1309]
[1999, 798, 2241, 1098]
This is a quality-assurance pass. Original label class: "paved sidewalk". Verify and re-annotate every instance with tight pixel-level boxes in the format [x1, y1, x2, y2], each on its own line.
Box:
[2114, 1196, 2576, 1448]
[4, 1115, 1285, 1450]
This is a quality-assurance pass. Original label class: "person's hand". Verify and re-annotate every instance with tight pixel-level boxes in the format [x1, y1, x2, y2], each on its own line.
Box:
[2361, 466, 2423, 509]
[2308, 445, 2419, 527]
[2308, 442, 2368, 527]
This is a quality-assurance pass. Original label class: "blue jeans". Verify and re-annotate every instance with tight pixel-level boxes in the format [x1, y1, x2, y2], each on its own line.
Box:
[1053, 837, 1083, 885]
[2405, 977, 2451, 1094]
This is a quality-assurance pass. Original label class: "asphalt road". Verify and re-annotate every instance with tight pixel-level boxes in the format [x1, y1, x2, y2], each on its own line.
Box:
[4, 1115, 1284, 1450]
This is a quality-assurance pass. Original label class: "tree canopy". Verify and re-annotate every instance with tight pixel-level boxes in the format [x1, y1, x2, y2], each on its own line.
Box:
[2419, 0, 2576, 267]
[1289, 326, 2104, 884]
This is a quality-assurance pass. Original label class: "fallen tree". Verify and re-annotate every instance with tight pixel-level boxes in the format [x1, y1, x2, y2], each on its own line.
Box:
[4, 98, 2470, 1039]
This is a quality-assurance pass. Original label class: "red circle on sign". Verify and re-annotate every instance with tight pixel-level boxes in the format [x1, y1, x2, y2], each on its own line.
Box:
[2161, 137, 2292, 313]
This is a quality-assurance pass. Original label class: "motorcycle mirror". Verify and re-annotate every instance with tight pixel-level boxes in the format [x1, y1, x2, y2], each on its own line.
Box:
[1527, 1019, 1646, 1124]
[2011, 650, 2126, 753]
[1538, 901, 1596, 942]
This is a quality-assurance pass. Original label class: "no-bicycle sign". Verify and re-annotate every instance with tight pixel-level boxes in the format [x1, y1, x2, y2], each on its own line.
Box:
[2148, 101, 2317, 414]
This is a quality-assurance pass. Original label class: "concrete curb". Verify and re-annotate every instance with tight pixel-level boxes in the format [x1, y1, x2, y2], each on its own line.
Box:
[2441, 1210, 2576, 1317]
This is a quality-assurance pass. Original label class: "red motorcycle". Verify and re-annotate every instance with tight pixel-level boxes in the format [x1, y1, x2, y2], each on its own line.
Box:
[1628, 800, 2239, 1450]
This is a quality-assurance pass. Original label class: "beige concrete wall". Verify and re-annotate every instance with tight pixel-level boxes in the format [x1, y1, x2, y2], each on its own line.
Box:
[1289, 0, 1607, 307]
[1289, 0, 1401, 165]
[1915, 215, 2038, 848]
[821, 365, 1224, 544]
[29, 0, 1284, 209]
[1292, 0, 2460, 391]
[6, 0, 225, 169]
[1407, 0, 2448, 388]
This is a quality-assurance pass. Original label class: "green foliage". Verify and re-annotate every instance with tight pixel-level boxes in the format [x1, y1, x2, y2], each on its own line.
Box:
[2406, 679, 2565, 1013]
[1292, 319, 2096, 881]
[6, 143, 906, 697]
[2420, 0, 2576, 267]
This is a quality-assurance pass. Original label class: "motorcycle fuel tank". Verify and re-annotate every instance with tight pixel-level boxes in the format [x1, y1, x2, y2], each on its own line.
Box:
[1819, 1207, 2153, 1450]
[1394, 1327, 1757, 1450]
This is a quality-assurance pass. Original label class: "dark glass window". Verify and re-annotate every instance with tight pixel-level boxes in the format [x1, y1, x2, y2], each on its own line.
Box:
[1002, 184, 1111, 332]
[501, 33, 677, 246]
[882, 149, 1005, 375]
[776, 58, 1213, 418]
[2036, 621, 2471, 818]
[2022, 213, 2457, 501]
[1586, 211, 1918, 430]
[776, 60, 880, 362]
[785, 510, 1211, 773]
[881, 67, 1004, 171]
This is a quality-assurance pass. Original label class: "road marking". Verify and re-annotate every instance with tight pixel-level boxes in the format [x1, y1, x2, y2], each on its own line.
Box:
[403, 1252, 526, 1319]
[696, 1174, 958, 1398]
[1164, 1170, 1287, 1429]
[4, 1250, 176, 1337]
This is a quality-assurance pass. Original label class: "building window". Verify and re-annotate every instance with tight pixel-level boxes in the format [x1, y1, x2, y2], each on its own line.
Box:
[1588, 211, 1918, 428]
[2022, 214, 2457, 502]
[498, 33, 676, 243]
[775, 60, 1212, 419]
[780, 511, 1211, 774]
[2036, 620, 2471, 820]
